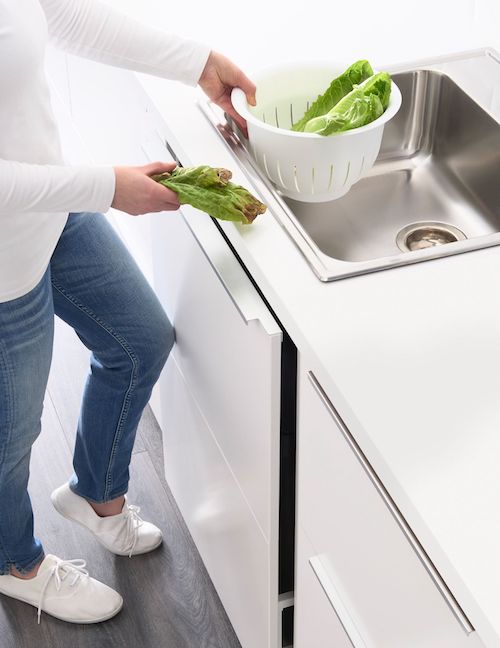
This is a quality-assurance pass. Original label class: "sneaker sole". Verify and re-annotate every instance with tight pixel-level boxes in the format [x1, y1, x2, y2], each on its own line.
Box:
[0, 586, 123, 624]
[51, 491, 163, 557]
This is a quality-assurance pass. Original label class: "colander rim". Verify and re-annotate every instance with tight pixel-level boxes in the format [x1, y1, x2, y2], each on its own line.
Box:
[230, 61, 402, 139]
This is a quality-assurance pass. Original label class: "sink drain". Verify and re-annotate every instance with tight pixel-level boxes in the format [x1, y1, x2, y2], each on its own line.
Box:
[396, 221, 467, 252]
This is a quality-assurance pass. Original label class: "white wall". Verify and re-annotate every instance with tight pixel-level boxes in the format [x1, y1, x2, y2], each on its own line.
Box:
[104, 0, 496, 71]
[474, 0, 500, 51]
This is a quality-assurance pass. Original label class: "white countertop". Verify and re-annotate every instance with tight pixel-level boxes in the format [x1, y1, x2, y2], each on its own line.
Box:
[133, 50, 500, 646]
[98, 1, 500, 642]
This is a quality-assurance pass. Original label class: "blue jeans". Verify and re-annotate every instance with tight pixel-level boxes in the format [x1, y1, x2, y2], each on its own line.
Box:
[0, 212, 174, 575]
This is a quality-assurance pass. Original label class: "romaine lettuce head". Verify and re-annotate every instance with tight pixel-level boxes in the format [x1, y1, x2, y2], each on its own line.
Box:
[291, 60, 373, 132]
[303, 72, 391, 136]
[360, 71, 392, 110]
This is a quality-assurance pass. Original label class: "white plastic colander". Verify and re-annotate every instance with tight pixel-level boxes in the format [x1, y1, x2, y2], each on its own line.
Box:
[231, 61, 402, 203]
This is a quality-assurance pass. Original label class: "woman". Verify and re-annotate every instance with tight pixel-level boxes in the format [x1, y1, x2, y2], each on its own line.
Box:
[0, 0, 256, 625]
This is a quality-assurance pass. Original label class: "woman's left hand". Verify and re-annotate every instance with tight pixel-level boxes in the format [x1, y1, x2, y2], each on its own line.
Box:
[198, 50, 256, 136]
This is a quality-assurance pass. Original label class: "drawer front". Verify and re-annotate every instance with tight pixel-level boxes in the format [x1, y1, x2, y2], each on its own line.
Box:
[296, 365, 479, 648]
[151, 204, 282, 541]
[159, 353, 274, 648]
[294, 524, 353, 648]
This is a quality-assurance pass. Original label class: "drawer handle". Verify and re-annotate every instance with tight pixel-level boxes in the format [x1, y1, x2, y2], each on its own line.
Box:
[309, 556, 367, 648]
[163, 137, 182, 167]
[307, 371, 475, 636]
[143, 132, 263, 326]
[161, 136, 271, 328]
[145, 135, 257, 326]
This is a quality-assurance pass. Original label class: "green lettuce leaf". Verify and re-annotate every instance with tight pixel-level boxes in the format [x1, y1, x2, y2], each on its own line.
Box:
[291, 60, 373, 132]
[303, 72, 391, 136]
[360, 72, 392, 110]
[153, 166, 267, 224]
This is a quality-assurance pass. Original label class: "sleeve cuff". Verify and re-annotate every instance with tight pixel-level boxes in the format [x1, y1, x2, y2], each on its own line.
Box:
[84, 165, 116, 213]
[178, 39, 212, 87]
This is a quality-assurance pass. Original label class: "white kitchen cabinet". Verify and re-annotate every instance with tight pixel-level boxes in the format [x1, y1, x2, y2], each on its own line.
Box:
[150, 202, 282, 539]
[294, 359, 485, 648]
[159, 351, 274, 648]
[294, 524, 352, 648]
[150, 191, 285, 648]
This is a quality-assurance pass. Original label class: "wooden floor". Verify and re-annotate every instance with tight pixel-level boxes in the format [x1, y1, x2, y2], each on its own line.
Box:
[0, 317, 241, 648]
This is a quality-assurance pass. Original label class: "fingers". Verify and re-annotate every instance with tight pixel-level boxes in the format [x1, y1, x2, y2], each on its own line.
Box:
[218, 95, 249, 138]
[148, 177, 180, 209]
[161, 202, 180, 212]
[198, 52, 256, 137]
[236, 70, 257, 106]
[144, 161, 181, 209]
[216, 53, 256, 106]
[112, 164, 180, 216]
[222, 60, 257, 107]
[143, 160, 178, 176]
[158, 186, 181, 209]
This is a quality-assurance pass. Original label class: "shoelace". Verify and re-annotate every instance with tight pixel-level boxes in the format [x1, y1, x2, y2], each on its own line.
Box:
[37, 558, 89, 624]
[123, 504, 144, 558]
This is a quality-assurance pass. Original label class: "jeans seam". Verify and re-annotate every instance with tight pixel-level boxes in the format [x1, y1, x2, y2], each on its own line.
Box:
[0, 340, 14, 466]
[0, 340, 15, 565]
[50, 278, 139, 501]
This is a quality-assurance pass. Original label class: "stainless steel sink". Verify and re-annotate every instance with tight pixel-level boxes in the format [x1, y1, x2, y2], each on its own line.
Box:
[199, 49, 500, 280]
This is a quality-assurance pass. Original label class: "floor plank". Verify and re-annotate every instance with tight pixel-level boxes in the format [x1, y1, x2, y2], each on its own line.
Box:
[0, 335, 241, 647]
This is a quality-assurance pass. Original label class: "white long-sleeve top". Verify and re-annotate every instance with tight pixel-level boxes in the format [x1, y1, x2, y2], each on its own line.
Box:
[0, 0, 210, 302]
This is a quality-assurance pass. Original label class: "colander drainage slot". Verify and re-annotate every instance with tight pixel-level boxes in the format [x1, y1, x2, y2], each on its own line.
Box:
[396, 222, 467, 252]
[327, 164, 334, 190]
[292, 164, 300, 193]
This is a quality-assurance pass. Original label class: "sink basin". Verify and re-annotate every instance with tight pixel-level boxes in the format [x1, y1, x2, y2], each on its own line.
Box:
[284, 69, 500, 263]
[199, 50, 500, 280]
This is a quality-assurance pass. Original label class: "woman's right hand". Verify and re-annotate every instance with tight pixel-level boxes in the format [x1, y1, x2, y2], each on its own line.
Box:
[111, 161, 181, 215]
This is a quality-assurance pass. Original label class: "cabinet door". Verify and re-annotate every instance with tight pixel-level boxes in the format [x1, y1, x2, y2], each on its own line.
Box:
[147, 139, 283, 543]
[159, 353, 271, 648]
[294, 524, 353, 648]
[295, 362, 484, 648]
[151, 199, 282, 648]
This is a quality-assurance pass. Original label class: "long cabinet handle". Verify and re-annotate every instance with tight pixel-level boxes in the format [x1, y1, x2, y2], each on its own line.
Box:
[307, 371, 475, 636]
[160, 135, 254, 326]
[161, 137, 281, 335]
[144, 134, 266, 328]
[158, 136, 255, 321]
[309, 556, 367, 648]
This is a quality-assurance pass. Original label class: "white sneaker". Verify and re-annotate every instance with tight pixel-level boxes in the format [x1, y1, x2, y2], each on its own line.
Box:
[51, 483, 163, 557]
[0, 554, 123, 624]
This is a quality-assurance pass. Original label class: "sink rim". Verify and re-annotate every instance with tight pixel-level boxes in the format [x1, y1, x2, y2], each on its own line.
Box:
[198, 51, 500, 281]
